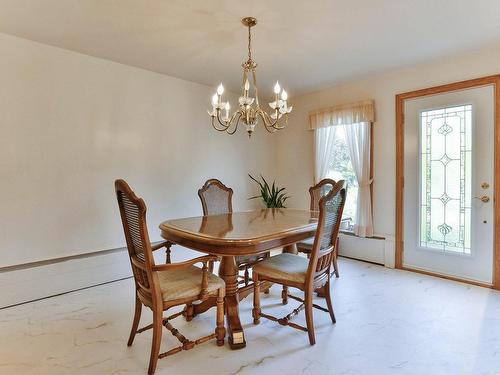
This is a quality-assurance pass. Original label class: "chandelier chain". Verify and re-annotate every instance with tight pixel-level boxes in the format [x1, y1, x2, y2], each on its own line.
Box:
[247, 25, 252, 62]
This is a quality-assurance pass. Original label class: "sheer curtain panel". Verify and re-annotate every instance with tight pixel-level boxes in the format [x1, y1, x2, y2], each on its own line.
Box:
[314, 126, 338, 182]
[343, 121, 373, 237]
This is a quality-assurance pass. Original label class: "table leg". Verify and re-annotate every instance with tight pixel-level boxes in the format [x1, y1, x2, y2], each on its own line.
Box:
[219, 255, 246, 349]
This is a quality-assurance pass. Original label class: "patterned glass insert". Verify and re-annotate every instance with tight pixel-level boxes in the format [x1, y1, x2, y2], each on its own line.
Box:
[419, 104, 472, 254]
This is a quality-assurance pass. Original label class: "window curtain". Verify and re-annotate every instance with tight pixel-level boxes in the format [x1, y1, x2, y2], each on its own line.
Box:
[309, 100, 374, 130]
[310, 100, 374, 237]
[343, 122, 373, 237]
[314, 126, 338, 182]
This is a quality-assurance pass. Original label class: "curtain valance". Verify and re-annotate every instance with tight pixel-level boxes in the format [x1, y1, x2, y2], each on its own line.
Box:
[309, 100, 375, 130]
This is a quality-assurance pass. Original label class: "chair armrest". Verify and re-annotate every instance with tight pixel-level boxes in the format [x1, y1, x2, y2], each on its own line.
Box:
[151, 241, 171, 251]
[152, 255, 219, 272]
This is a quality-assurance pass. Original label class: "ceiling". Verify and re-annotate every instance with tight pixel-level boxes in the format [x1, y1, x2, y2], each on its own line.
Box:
[1, 0, 500, 95]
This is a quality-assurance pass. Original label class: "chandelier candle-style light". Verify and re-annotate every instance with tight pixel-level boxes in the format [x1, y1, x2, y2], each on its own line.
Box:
[208, 17, 292, 137]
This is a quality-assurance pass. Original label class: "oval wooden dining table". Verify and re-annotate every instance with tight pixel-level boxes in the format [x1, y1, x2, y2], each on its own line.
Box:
[159, 208, 318, 349]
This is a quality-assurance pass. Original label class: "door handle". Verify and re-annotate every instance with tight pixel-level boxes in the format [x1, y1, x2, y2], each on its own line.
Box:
[473, 195, 490, 203]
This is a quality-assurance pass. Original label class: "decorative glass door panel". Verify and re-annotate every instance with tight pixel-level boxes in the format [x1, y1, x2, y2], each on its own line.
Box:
[404, 86, 494, 284]
[419, 105, 472, 254]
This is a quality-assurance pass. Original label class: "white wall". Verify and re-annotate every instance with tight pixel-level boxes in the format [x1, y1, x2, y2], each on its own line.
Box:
[275, 45, 500, 241]
[0, 33, 276, 268]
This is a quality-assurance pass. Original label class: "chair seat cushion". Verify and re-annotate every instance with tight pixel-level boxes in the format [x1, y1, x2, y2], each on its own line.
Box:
[157, 266, 225, 302]
[296, 237, 314, 252]
[252, 253, 309, 285]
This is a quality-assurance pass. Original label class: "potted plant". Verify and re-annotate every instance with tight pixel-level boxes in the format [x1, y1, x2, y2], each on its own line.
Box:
[248, 174, 290, 208]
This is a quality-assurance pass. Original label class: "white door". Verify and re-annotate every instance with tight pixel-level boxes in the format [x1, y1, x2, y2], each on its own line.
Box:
[403, 85, 494, 284]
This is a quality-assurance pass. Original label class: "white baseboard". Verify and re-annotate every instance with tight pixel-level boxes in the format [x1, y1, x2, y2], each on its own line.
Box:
[0, 249, 132, 309]
[338, 234, 395, 268]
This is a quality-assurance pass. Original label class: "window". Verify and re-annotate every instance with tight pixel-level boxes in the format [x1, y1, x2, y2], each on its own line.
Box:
[419, 104, 472, 254]
[312, 100, 374, 237]
[326, 126, 358, 232]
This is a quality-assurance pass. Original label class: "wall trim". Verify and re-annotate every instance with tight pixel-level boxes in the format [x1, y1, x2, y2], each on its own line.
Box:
[0, 276, 132, 310]
[402, 266, 492, 289]
[0, 247, 133, 309]
[0, 247, 128, 273]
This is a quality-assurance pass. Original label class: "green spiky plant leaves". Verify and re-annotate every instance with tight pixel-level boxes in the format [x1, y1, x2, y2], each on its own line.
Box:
[248, 174, 290, 208]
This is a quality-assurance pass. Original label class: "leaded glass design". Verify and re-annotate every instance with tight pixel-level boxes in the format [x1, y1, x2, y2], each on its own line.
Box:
[419, 104, 472, 254]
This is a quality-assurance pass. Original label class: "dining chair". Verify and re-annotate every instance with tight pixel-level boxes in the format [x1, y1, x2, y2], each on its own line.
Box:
[198, 178, 269, 287]
[297, 179, 343, 278]
[115, 179, 225, 375]
[252, 181, 346, 345]
[279, 179, 343, 304]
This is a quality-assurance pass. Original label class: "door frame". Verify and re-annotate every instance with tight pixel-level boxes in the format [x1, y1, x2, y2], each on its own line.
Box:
[395, 74, 500, 289]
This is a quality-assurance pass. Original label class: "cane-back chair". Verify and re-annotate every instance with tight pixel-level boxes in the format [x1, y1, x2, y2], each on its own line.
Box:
[296, 179, 343, 278]
[198, 179, 269, 287]
[115, 179, 225, 375]
[252, 181, 346, 345]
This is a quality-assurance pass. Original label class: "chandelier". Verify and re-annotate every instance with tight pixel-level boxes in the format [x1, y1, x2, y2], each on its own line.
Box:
[208, 17, 292, 137]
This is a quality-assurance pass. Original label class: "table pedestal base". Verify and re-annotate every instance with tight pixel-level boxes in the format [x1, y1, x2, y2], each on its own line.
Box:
[219, 255, 245, 349]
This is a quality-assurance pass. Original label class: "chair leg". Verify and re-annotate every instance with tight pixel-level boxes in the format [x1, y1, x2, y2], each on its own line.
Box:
[262, 253, 271, 294]
[281, 285, 288, 305]
[148, 306, 163, 375]
[185, 303, 194, 322]
[215, 288, 225, 346]
[127, 295, 142, 346]
[244, 266, 250, 286]
[332, 251, 339, 278]
[304, 291, 316, 345]
[165, 243, 172, 264]
[324, 278, 336, 324]
[252, 273, 261, 325]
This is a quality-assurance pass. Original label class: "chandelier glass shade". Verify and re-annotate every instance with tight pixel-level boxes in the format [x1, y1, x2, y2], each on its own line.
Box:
[208, 17, 292, 137]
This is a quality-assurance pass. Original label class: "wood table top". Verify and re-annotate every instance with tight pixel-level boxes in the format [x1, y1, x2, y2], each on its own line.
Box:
[159, 209, 318, 252]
